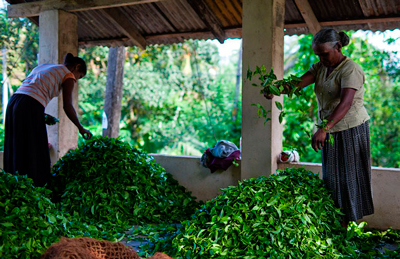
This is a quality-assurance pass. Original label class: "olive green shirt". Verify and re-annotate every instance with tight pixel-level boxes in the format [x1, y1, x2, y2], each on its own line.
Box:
[308, 57, 370, 133]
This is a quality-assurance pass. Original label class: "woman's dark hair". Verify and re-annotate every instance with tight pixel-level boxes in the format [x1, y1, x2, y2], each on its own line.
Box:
[63, 53, 87, 76]
[312, 28, 350, 48]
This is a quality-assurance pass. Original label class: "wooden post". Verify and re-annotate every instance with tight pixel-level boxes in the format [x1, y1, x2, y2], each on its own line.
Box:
[103, 46, 126, 138]
[241, 0, 285, 180]
[39, 10, 78, 165]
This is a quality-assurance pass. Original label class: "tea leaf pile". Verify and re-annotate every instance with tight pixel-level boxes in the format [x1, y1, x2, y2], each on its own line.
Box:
[135, 168, 400, 258]
[0, 172, 62, 258]
[1, 136, 202, 258]
[136, 168, 358, 258]
[50, 136, 202, 229]
[0, 172, 104, 258]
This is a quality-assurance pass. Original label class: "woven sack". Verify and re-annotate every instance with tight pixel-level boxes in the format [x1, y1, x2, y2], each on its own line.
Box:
[41, 237, 140, 259]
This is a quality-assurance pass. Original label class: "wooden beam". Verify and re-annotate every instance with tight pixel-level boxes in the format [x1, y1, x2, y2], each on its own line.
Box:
[78, 27, 242, 47]
[320, 17, 400, 26]
[357, 0, 375, 30]
[79, 37, 131, 47]
[293, 0, 321, 35]
[101, 8, 146, 49]
[186, 0, 226, 43]
[7, 0, 164, 18]
[77, 14, 400, 46]
[285, 16, 400, 28]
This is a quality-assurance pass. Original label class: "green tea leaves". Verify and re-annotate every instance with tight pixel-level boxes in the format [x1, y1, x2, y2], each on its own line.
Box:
[50, 136, 201, 227]
[136, 168, 362, 258]
[247, 66, 303, 125]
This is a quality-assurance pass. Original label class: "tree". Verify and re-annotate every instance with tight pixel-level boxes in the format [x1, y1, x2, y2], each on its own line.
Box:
[78, 40, 241, 155]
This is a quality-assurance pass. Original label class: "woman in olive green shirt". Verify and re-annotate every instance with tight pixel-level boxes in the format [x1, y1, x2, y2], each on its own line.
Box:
[267, 29, 374, 228]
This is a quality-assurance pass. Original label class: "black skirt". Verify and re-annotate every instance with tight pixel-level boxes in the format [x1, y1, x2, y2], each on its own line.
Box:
[3, 94, 51, 187]
[322, 121, 374, 221]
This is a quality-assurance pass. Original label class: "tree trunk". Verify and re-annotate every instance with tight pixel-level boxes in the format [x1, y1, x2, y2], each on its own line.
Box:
[103, 46, 126, 138]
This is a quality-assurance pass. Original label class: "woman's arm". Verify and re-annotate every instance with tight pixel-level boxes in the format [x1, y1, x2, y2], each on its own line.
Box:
[311, 88, 356, 152]
[297, 71, 315, 89]
[62, 78, 93, 140]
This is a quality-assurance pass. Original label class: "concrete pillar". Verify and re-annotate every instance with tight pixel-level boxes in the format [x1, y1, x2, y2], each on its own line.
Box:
[241, 0, 285, 180]
[39, 10, 79, 165]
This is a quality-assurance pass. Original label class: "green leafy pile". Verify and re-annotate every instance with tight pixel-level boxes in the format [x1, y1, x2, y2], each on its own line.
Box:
[50, 136, 201, 230]
[0, 172, 103, 258]
[137, 168, 358, 258]
[0, 172, 62, 258]
[347, 222, 400, 258]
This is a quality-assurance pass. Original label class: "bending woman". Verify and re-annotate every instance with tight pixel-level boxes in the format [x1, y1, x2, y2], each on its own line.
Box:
[266, 29, 374, 228]
[4, 53, 93, 187]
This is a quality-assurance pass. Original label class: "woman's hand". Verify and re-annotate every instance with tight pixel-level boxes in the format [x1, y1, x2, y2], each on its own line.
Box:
[79, 128, 93, 140]
[263, 88, 274, 99]
[262, 83, 292, 99]
[311, 128, 327, 152]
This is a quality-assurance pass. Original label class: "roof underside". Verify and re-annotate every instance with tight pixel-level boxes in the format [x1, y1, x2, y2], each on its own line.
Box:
[6, 0, 400, 47]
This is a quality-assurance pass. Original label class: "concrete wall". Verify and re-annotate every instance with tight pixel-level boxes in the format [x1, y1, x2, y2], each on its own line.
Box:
[151, 154, 400, 230]
[151, 154, 241, 201]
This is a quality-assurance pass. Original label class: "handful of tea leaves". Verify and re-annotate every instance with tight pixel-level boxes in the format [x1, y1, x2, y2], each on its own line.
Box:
[44, 114, 59, 125]
[316, 119, 335, 146]
[247, 65, 302, 123]
[247, 65, 302, 98]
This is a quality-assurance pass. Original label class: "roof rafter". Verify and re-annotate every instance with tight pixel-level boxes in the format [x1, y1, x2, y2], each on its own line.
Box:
[357, 0, 375, 30]
[101, 8, 146, 49]
[293, 0, 321, 35]
[78, 15, 400, 47]
[7, 0, 164, 18]
[186, 0, 226, 43]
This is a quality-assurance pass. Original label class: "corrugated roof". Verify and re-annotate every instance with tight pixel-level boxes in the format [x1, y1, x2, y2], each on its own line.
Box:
[5, 0, 400, 47]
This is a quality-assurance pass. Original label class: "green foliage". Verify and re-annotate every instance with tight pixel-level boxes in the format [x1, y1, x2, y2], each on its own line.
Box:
[0, 124, 4, 150]
[50, 136, 202, 229]
[132, 221, 400, 259]
[136, 168, 359, 258]
[0, 172, 62, 258]
[0, 10, 38, 90]
[78, 40, 241, 156]
[0, 171, 108, 258]
[346, 222, 400, 258]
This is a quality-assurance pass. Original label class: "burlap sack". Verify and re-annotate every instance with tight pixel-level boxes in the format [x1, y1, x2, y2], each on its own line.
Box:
[41, 237, 140, 259]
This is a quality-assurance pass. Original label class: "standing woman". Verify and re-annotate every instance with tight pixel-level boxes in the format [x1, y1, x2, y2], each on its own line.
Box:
[266, 29, 374, 228]
[4, 53, 93, 187]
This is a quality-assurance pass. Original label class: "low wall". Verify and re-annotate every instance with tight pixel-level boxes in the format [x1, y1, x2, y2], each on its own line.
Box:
[150, 154, 241, 201]
[1, 151, 399, 229]
[152, 154, 400, 230]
